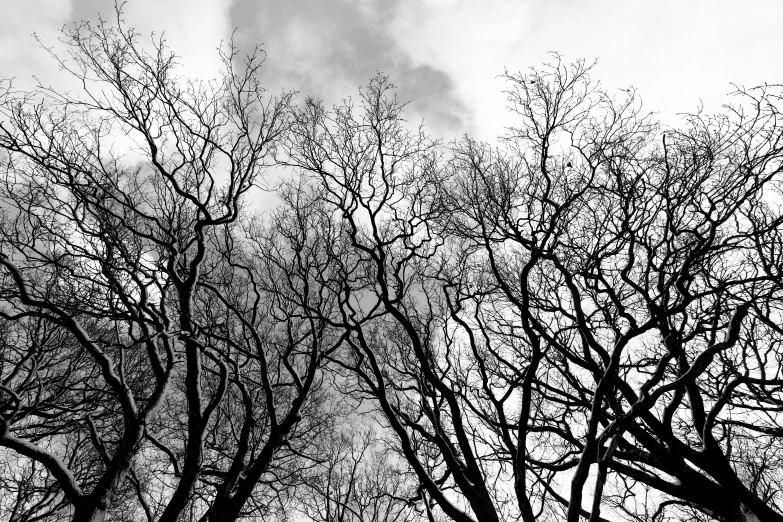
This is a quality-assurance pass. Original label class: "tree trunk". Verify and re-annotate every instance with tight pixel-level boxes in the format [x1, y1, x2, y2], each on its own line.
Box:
[736, 503, 762, 522]
[199, 493, 242, 522]
[72, 503, 108, 522]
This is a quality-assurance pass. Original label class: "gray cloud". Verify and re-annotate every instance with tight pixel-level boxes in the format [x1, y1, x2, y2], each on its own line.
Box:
[229, 0, 470, 137]
[55, 0, 471, 136]
[69, 0, 108, 25]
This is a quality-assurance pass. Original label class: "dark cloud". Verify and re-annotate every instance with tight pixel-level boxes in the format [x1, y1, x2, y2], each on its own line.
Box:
[229, 0, 470, 136]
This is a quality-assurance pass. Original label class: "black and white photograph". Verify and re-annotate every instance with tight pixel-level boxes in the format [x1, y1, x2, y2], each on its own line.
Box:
[1, 1, 782, 521]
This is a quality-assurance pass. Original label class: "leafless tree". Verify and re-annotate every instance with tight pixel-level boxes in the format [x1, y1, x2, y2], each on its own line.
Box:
[295, 423, 423, 522]
[0, 7, 335, 521]
[3, 8, 783, 521]
[190, 180, 348, 522]
[286, 61, 783, 522]
[442, 58, 783, 522]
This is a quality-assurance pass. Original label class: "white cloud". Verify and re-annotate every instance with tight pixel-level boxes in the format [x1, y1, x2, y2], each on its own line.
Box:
[121, 0, 231, 82]
[0, 0, 231, 92]
[390, 0, 534, 139]
[388, 0, 783, 139]
[0, 0, 74, 89]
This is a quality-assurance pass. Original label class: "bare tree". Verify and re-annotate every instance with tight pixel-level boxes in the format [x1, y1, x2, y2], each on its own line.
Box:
[286, 61, 783, 522]
[444, 58, 783, 522]
[3, 8, 783, 521]
[286, 74, 502, 522]
[0, 8, 305, 521]
[191, 180, 347, 522]
[296, 424, 423, 522]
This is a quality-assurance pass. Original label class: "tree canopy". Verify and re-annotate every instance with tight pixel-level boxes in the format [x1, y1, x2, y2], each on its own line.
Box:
[0, 12, 782, 522]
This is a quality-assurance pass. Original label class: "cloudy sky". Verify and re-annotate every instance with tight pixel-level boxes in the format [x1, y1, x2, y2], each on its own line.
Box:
[3, 0, 782, 141]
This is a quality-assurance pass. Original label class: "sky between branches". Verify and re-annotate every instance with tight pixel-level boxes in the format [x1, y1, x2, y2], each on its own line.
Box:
[3, 0, 782, 141]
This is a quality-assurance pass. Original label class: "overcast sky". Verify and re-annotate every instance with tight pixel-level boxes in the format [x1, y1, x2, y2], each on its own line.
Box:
[3, 0, 782, 141]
